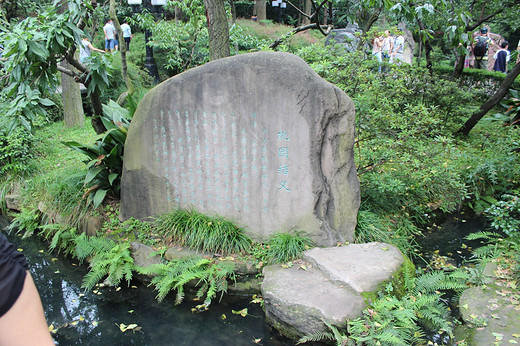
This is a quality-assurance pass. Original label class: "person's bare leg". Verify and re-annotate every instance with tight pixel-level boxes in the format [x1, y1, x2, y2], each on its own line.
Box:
[0, 272, 54, 346]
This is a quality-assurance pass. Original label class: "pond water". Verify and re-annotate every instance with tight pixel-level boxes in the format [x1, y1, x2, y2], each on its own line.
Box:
[1, 217, 289, 346]
[2, 212, 491, 345]
[416, 212, 492, 267]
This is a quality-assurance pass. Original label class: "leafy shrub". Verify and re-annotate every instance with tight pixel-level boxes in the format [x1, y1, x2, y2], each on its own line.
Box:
[485, 193, 520, 237]
[300, 271, 468, 345]
[139, 257, 235, 307]
[63, 100, 132, 208]
[155, 209, 252, 255]
[0, 127, 36, 176]
[488, 89, 520, 126]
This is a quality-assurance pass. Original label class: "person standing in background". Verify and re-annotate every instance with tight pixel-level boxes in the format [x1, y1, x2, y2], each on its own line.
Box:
[120, 20, 132, 51]
[381, 30, 393, 71]
[390, 29, 405, 65]
[103, 19, 117, 52]
[79, 36, 104, 63]
[493, 41, 510, 73]
[472, 27, 503, 71]
[372, 34, 383, 73]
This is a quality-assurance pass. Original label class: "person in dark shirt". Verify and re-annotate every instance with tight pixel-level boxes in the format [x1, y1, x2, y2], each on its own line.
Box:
[0, 233, 54, 345]
[493, 41, 510, 73]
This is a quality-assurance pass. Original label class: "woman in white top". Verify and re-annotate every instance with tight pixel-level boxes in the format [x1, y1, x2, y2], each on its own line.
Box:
[79, 37, 104, 64]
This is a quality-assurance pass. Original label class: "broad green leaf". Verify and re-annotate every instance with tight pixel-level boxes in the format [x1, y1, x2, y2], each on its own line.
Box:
[84, 166, 104, 185]
[108, 173, 118, 186]
[92, 189, 108, 209]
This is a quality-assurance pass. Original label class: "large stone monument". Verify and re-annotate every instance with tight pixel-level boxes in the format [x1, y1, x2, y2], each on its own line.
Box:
[120, 51, 360, 245]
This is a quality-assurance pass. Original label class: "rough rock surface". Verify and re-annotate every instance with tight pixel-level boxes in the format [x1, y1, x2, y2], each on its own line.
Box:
[456, 263, 520, 345]
[130, 242, 162, 268]
[261, 242, 405, 338]
[120, 51, 360, 246]
[5, 194, 21, 211]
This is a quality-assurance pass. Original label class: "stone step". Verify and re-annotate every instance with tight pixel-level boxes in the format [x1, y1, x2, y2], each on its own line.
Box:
[261, 242, 407, 339]
[261, 263, 365, 339]
[302, 242, 405, 293]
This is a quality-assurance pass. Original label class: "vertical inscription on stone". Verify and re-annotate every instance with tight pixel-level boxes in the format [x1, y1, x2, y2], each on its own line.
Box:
[148, 107, 310, 232]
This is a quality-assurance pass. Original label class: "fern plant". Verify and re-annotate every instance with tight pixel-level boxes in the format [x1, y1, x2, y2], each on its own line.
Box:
[81, 241, 134, 290]
[44, 224, 79, 257]
[9, 207, 42, 238]
[139, 256, 235, 308]
[74, 233, 115, 262]
[300, 270, 468, 345]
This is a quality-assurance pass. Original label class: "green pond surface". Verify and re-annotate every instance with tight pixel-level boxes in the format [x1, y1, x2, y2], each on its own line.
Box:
[1, 217, 290, 346]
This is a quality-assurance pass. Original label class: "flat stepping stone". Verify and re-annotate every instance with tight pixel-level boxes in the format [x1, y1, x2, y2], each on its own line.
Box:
[303, 242, 405, 292]
[262, 264, 364, 338]
[261, 242, 406, 339]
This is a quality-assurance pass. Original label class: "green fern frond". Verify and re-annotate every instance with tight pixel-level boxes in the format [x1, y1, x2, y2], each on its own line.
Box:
[297, 330, 334, 344]
[465, 231, 501, 241]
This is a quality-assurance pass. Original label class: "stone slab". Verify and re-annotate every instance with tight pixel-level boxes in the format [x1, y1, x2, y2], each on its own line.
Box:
[261, 264, 365, 338]
[302, 242, 404, 292]
[458, 285, 520, 345]
[120, 51, 360, 246]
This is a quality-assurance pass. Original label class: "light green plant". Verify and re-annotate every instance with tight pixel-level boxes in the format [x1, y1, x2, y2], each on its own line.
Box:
[138, 256, 235, 307]
[263, 232, 314, 263]
[9, 207, 42, 238]
[80, 241, 134, 290]
[155, 209, 252, 255]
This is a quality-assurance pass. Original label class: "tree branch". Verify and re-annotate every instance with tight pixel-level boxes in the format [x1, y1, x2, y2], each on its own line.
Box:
[269, 23, 332, 49]
[56, 64, 77, 78]
[457, 62, 520, 136]
[285, 0, 312, 19]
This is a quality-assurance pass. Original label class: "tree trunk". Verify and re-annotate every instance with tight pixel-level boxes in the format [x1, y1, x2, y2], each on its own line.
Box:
[90, 92, 106, 134]
[229, 0, 237, 24]
[58, 0, 84, 128]
[417, 20, 433, 73]
[457, 62, 520, 136]
[60, 60, 85, 128]
[302, 0, 311, 25]
[452, 54, 465, 77]
[204, 0, 230, 61]
[255, 0, 266, 21]
[109, 0, 134, 104]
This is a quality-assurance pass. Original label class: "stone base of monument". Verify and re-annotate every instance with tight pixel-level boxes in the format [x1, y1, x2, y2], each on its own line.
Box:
[261, 242, 409, 339]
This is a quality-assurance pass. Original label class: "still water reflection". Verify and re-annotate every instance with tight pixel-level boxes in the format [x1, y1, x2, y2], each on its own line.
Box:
[1, 217, 288, 346]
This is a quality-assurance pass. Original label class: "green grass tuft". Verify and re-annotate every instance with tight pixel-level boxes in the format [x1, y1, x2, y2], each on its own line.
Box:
[155, 208, 252, 255]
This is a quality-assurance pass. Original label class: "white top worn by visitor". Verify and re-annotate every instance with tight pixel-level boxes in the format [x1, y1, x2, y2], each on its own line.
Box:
[121, 23, 132, 38]
[392, 35, 405, 54]
[104, 22, 116, 40]
[382, 36, 393, 53]
[79, 39, 91, 62]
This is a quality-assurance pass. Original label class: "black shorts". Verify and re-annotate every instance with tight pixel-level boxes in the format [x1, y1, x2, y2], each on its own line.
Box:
[0, 233, 28, 317]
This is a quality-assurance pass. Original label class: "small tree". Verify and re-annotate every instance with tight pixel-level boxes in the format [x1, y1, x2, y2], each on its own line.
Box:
[0, 0, 111, 135]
